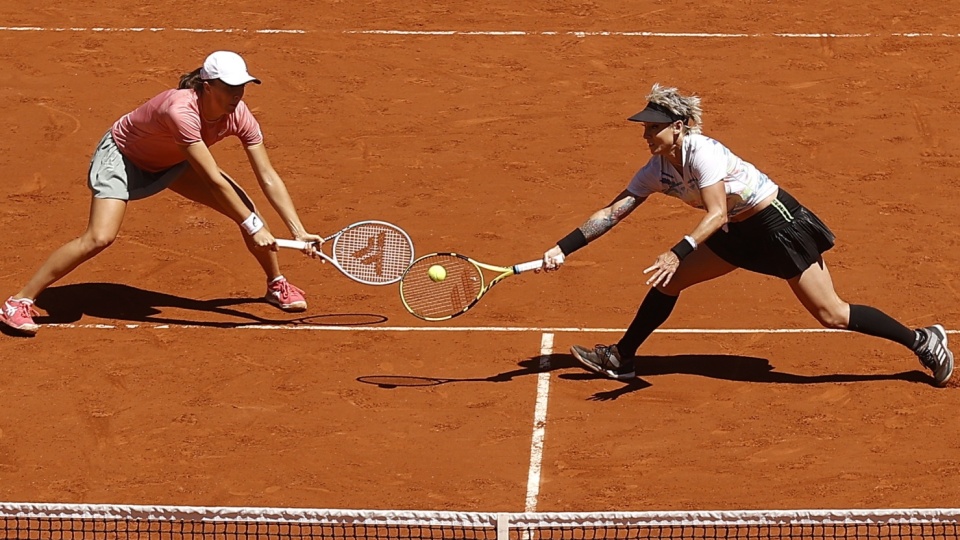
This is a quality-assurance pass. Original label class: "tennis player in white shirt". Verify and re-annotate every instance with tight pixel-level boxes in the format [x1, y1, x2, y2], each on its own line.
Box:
[541, 83, 953, 387]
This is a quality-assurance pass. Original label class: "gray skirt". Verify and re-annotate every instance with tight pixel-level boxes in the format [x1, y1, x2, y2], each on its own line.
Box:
[87, 131, 188, 201]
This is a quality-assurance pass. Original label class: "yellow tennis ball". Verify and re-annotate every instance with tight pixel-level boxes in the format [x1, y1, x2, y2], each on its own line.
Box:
[427, 264, 447, 282]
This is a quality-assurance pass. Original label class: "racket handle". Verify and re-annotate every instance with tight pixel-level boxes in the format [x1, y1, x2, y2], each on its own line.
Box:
[513, 253, 564, 274]
[276, 239, 315, 250]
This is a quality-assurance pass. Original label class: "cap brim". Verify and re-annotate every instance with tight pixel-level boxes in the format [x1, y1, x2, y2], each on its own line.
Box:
[220, 75, 261, 86]
[627, 107, 676, 123]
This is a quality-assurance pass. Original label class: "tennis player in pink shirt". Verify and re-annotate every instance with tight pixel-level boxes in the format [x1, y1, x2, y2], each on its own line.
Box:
[1, 51, 321, 335]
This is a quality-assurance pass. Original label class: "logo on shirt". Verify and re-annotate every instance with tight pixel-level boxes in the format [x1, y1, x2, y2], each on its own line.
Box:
[659, 172, 684, 195]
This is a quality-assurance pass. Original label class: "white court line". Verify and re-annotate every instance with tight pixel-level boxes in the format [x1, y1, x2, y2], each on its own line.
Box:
[0, 26, 305, 34]
[3, 27, 960, 38]
[346, 30, 960, 38]
[37, 323, 960, 334]
[524, 332, 553, 514]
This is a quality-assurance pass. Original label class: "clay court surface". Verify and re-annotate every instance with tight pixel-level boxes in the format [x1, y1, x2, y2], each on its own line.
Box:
[1, 0, 959, 516]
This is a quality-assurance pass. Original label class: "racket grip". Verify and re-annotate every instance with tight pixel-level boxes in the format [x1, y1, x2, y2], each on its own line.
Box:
[513, 260, 544, 273]
[276, 239, 315, 250]
[514, 253, 564, 274]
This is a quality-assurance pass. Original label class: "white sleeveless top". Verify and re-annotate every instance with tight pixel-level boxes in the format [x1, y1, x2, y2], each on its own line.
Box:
[626, 134, 778, 218]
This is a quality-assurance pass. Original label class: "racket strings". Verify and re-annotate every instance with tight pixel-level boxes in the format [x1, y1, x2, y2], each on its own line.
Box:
[401, 255, 482, 319]
[333, 224, 414, 284]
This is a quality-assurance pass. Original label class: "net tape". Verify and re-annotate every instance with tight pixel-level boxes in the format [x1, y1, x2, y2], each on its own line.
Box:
[2, 503, 960, 539]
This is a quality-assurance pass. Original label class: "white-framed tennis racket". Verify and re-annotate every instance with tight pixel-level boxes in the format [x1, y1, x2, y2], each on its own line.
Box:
[399, 252, 560, 321]
[276, 220, 414, 285]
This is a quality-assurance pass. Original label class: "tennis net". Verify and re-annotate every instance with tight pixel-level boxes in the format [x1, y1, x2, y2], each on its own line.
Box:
[2, 502, 959, 539]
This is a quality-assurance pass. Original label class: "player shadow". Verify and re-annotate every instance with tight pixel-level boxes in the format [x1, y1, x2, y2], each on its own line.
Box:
[553, 353, 932, 401]
[356, 352, 931, 396]
[23, 282, 387, 329]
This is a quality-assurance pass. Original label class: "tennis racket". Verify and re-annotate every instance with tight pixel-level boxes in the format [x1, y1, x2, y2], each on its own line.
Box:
[399, 252, 561, 321]
[276, 220, 414, 285]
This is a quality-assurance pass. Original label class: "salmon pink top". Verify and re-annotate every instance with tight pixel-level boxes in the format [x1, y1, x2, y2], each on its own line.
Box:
[111, 89, 263, 172]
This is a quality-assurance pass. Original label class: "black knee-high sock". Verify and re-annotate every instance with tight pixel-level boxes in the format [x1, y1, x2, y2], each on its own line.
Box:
[848, 304, 919, 350]
[616, 288, 679, 358]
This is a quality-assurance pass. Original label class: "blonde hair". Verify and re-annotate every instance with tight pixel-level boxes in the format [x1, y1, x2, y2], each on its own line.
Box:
[646, 83, 702, 135]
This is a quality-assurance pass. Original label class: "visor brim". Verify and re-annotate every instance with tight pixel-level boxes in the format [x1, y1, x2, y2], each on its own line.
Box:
[627, 108, 677, 123]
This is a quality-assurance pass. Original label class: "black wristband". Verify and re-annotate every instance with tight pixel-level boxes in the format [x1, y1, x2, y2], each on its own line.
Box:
[556, 228, 588, 256]
[670, 237, 695, 260]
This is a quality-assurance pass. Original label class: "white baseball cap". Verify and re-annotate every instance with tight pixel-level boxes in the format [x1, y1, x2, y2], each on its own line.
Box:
[199, 51, 261, 86]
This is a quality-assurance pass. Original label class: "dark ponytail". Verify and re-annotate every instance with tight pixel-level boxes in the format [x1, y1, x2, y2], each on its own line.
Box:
[178, 67, 204, 92]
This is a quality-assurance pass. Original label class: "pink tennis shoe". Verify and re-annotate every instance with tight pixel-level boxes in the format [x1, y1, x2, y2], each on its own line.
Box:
[265, 277, 307, 312]
[1, 297, 40, 336]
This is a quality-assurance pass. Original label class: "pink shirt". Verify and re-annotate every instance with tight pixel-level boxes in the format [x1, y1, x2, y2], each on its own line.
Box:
[111, 89, 263, 172]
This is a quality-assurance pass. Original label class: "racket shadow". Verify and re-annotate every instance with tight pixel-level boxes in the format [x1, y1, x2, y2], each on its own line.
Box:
[357, 356, 576, 389]
[32, 282, 388, 328]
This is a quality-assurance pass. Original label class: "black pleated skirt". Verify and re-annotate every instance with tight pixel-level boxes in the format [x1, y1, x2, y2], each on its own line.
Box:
[704, 189, 835, 279]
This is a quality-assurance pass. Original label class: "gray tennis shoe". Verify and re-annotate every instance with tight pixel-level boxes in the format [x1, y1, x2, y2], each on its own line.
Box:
[915, 324, 954, 387]
[570, 344, 636, 380]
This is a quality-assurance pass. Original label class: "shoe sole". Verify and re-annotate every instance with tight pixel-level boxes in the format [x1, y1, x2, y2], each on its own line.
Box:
[0, 316, 38, 336]
[570, 346, 635, 381]
[265, 296, 308, 312]
[932, 324, 954, 387]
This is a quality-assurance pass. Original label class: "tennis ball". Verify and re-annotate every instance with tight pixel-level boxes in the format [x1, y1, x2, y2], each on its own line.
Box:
[428, 264, 447, 282]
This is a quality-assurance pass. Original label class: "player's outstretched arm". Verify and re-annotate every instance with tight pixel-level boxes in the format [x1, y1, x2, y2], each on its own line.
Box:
[183, 142, 277, 251]
[643, 181, 727, 288]
[245, 143, 322, 246]
[541, 190, 645, 271]
[583, 189, 643, 240]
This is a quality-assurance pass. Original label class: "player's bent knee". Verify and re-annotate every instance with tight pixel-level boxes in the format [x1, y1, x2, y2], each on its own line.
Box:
[81, 233, 118, 253]
[814, 308, 847, 330]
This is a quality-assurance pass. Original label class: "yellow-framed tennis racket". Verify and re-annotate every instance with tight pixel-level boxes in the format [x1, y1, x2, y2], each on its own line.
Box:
[399, 252, 560, 321]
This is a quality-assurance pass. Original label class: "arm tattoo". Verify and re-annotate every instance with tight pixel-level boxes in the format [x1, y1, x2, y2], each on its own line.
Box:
[580, 195, 638, 240]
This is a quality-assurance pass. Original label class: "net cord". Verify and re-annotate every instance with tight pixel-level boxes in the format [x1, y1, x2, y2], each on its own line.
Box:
[2, 502, 959, 527]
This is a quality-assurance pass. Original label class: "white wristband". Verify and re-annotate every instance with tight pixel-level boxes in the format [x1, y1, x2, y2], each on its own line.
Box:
[683, 235, 698, 250]
[241, 213, 264, 236]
